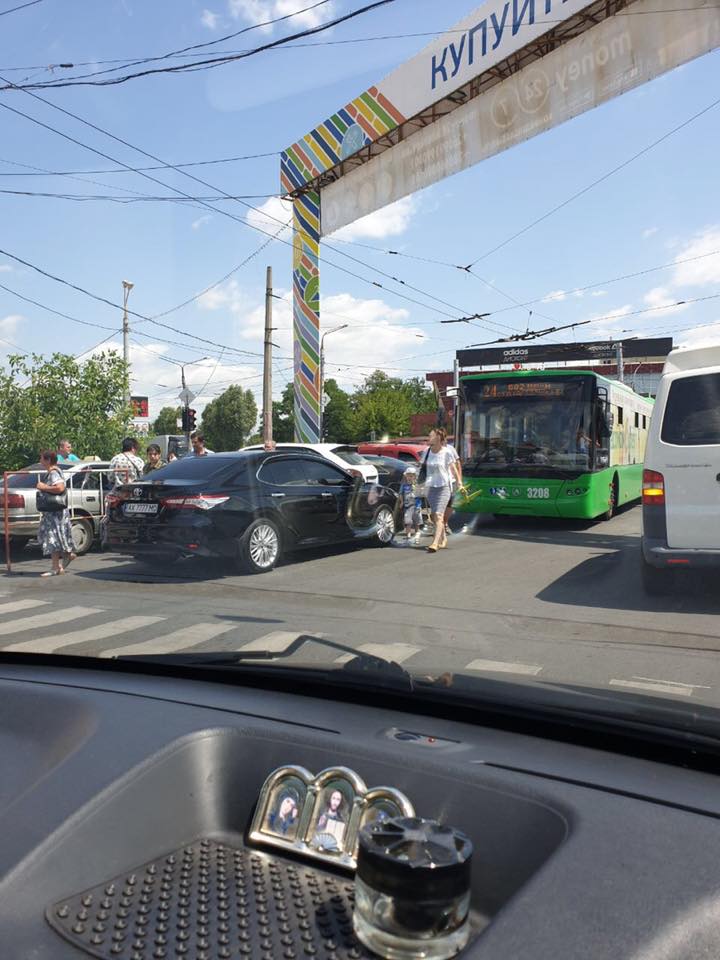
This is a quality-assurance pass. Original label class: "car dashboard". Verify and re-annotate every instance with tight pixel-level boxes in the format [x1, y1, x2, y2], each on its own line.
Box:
[1, 660, 720, 959]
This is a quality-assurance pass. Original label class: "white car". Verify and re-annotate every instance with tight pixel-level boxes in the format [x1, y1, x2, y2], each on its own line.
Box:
[641, 343, 720, 593]
[242, 443, 379, 483]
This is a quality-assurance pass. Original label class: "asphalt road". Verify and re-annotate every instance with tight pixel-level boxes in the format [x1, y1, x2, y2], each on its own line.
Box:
[2, 504, 720, 705]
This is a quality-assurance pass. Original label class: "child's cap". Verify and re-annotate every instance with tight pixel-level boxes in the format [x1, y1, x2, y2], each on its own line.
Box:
[404, 465, 417, 475]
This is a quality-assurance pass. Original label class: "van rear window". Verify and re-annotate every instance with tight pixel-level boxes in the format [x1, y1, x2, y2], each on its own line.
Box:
[661, 373, 720, 445]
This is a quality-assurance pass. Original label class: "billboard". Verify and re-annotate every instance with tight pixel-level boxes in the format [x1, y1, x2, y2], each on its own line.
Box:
[457, 338, 674, 367]
[130, 396, 149, 418]
[281, 0, 595, 196]
[321, 0, 720, 233]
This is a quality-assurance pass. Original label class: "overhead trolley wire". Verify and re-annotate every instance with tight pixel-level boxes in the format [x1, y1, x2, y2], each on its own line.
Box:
[0, 86, 512, 334]
[0, 0, 399, 90]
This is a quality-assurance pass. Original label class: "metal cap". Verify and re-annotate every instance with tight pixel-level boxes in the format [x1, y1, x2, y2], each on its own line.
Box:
[357, 817, 472, 900]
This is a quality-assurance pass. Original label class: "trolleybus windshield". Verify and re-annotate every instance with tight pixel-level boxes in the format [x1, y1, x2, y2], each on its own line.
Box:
[461, 375, 596, 473]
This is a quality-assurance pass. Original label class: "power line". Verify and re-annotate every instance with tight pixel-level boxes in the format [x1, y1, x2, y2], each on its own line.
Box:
[0, 0, 398, 90]
[5, 5, 717, 89]
[0, 95, 488, 329]
[0, 0, 45, 17]
[466, 93, 720, 267]
[0, 150, 280, 176]
[0, 249, 271, 360]
[0, 279, 119, 333]
[0, 186, 281, 201]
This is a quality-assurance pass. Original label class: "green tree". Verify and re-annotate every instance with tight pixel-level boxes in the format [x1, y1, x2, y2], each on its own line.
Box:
[152, 406, 181, 435]
[349, 370, 412, 440]
[322, 379, 353, 441]
[272, 382, 296, 442]
[200, 385, 257, 451]
[0, 350, 129, 471]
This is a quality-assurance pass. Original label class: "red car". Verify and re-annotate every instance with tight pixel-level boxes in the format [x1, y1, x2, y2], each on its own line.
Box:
[356, 441, 427, 463]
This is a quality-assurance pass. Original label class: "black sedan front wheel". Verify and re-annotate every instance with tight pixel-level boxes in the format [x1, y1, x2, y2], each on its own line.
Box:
[373, 505, 396, 546]
[238, 517, 281, 574]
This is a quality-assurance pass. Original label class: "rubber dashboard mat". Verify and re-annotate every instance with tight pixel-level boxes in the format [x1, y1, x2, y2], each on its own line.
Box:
[46, 837, 372, 960]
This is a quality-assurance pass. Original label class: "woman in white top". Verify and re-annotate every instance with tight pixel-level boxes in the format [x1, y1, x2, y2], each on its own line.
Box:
[421, 428, 462, 553]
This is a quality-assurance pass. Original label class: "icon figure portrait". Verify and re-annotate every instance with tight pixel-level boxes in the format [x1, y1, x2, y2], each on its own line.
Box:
[312, 782, 353, 851]
[264, 777, 305, 840]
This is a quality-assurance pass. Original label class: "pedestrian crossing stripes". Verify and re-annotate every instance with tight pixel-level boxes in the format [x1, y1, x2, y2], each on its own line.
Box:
[4, 616, 167, 655]
[0, 605, 102, 637]
[0, 598, 49, 616]
[100, 621, 238, 659]
[0, 595, 714, 700]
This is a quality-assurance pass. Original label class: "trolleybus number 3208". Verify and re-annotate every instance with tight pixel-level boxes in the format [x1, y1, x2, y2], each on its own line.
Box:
[527, 487, 551, 499]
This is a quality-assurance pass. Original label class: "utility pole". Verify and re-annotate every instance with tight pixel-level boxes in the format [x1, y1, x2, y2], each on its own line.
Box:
[615, 340, 625, 383]
[319, 324, 348, 441]
[263, 266, 273, 446]
[122, 280, 134, 410]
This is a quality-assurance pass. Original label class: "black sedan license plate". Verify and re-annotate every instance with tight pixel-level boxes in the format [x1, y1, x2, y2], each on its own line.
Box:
[124, 502, 158, 515]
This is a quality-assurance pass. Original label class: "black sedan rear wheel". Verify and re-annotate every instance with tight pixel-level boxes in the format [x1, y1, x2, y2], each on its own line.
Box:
[238, 518, 281, 574]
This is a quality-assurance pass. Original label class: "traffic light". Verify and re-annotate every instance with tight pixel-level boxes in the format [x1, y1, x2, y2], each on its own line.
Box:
[181, 408, 197, 431]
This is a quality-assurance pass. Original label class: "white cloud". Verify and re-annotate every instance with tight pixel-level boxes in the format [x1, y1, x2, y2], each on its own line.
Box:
[642, 227, 659, 239]
[0, 264, 13, 273]
[581, 304, 633, 340]
[199, 280, 428, 391]
[590, 289, 607, 297]
[200, 8, 220, 28]
[228, 0, 335, 31]
[676, 322, 720, 350]
[0, 313, 23, 339]
[331, 196, 418, 241]
[192, 214, 212, 230]
[245, 195, 293, 234]
[642, 286, 689, 318]
[86, 339, 263, 422]
[541, 289, 567, 303]
[671, 227, 720, 288]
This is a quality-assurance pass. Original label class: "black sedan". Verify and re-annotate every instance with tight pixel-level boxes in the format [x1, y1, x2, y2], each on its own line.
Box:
[104, 450, 399, 573]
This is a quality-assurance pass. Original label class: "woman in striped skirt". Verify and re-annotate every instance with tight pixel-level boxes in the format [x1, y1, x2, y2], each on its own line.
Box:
[422, 428, 462, 553]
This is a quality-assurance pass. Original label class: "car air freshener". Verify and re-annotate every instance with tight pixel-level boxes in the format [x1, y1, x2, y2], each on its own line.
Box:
[354, 817, 473, 960]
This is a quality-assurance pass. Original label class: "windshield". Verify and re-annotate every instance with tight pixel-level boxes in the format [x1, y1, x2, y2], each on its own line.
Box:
[1, 0, 718, 752]
[461, 376, 594, 473]
[331, 447, 369, 465]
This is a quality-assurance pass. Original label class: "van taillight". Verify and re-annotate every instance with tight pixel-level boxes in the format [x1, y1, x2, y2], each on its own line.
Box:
[642, 469, 665, 506]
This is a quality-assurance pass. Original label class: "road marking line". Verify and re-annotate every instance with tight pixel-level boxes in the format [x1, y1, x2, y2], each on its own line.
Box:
[631, 675, 711, 690]
[609, 678, 694, 697]
[465, 658, 543, 676]
[0, 598, 49, 615]
[236, 631, 313, 654]
[101, 621, 237, 658]
[6, 616, 167, 654]
[334, 642, 422, 665]
[0, 606, 101, 638]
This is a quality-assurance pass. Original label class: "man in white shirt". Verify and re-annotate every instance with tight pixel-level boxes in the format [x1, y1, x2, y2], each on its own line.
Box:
[185, 431, 214, 458]
[108, 438, 144, 488]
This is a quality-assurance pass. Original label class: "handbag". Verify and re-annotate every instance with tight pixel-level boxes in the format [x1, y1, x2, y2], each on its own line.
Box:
[37, 472, 68, 512]
[417, 447, 430, 485]
[37, 489, 68, 512]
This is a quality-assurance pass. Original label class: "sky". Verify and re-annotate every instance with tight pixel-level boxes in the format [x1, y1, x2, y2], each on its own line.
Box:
[0, 0, 718, 429]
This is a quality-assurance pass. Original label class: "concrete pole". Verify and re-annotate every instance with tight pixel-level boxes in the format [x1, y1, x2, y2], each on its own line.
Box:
[263, 266, 273, 445]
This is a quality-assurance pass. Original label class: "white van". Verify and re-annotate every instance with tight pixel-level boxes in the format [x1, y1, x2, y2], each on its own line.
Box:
[641, 343, 720, 593]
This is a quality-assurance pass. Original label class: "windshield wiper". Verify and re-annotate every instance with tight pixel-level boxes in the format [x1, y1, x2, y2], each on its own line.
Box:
[115, 634, 414, 691]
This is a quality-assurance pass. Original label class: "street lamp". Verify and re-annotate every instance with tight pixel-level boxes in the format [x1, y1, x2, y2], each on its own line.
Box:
[122, 280, 134, 408]
[319, 324, 348, 440]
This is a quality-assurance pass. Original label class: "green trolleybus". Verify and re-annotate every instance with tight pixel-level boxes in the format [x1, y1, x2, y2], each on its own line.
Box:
[456, 368, 654, 521]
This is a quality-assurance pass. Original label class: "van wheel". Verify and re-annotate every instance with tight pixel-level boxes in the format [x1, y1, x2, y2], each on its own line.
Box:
[238, 518, 281, 574]
[602, 477, 618, 521]
[70, 518, 94, 555]
[640, 553, 674, 595]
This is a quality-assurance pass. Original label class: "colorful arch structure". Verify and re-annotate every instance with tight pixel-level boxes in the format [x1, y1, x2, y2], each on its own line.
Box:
[281, 0, 720, 442]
